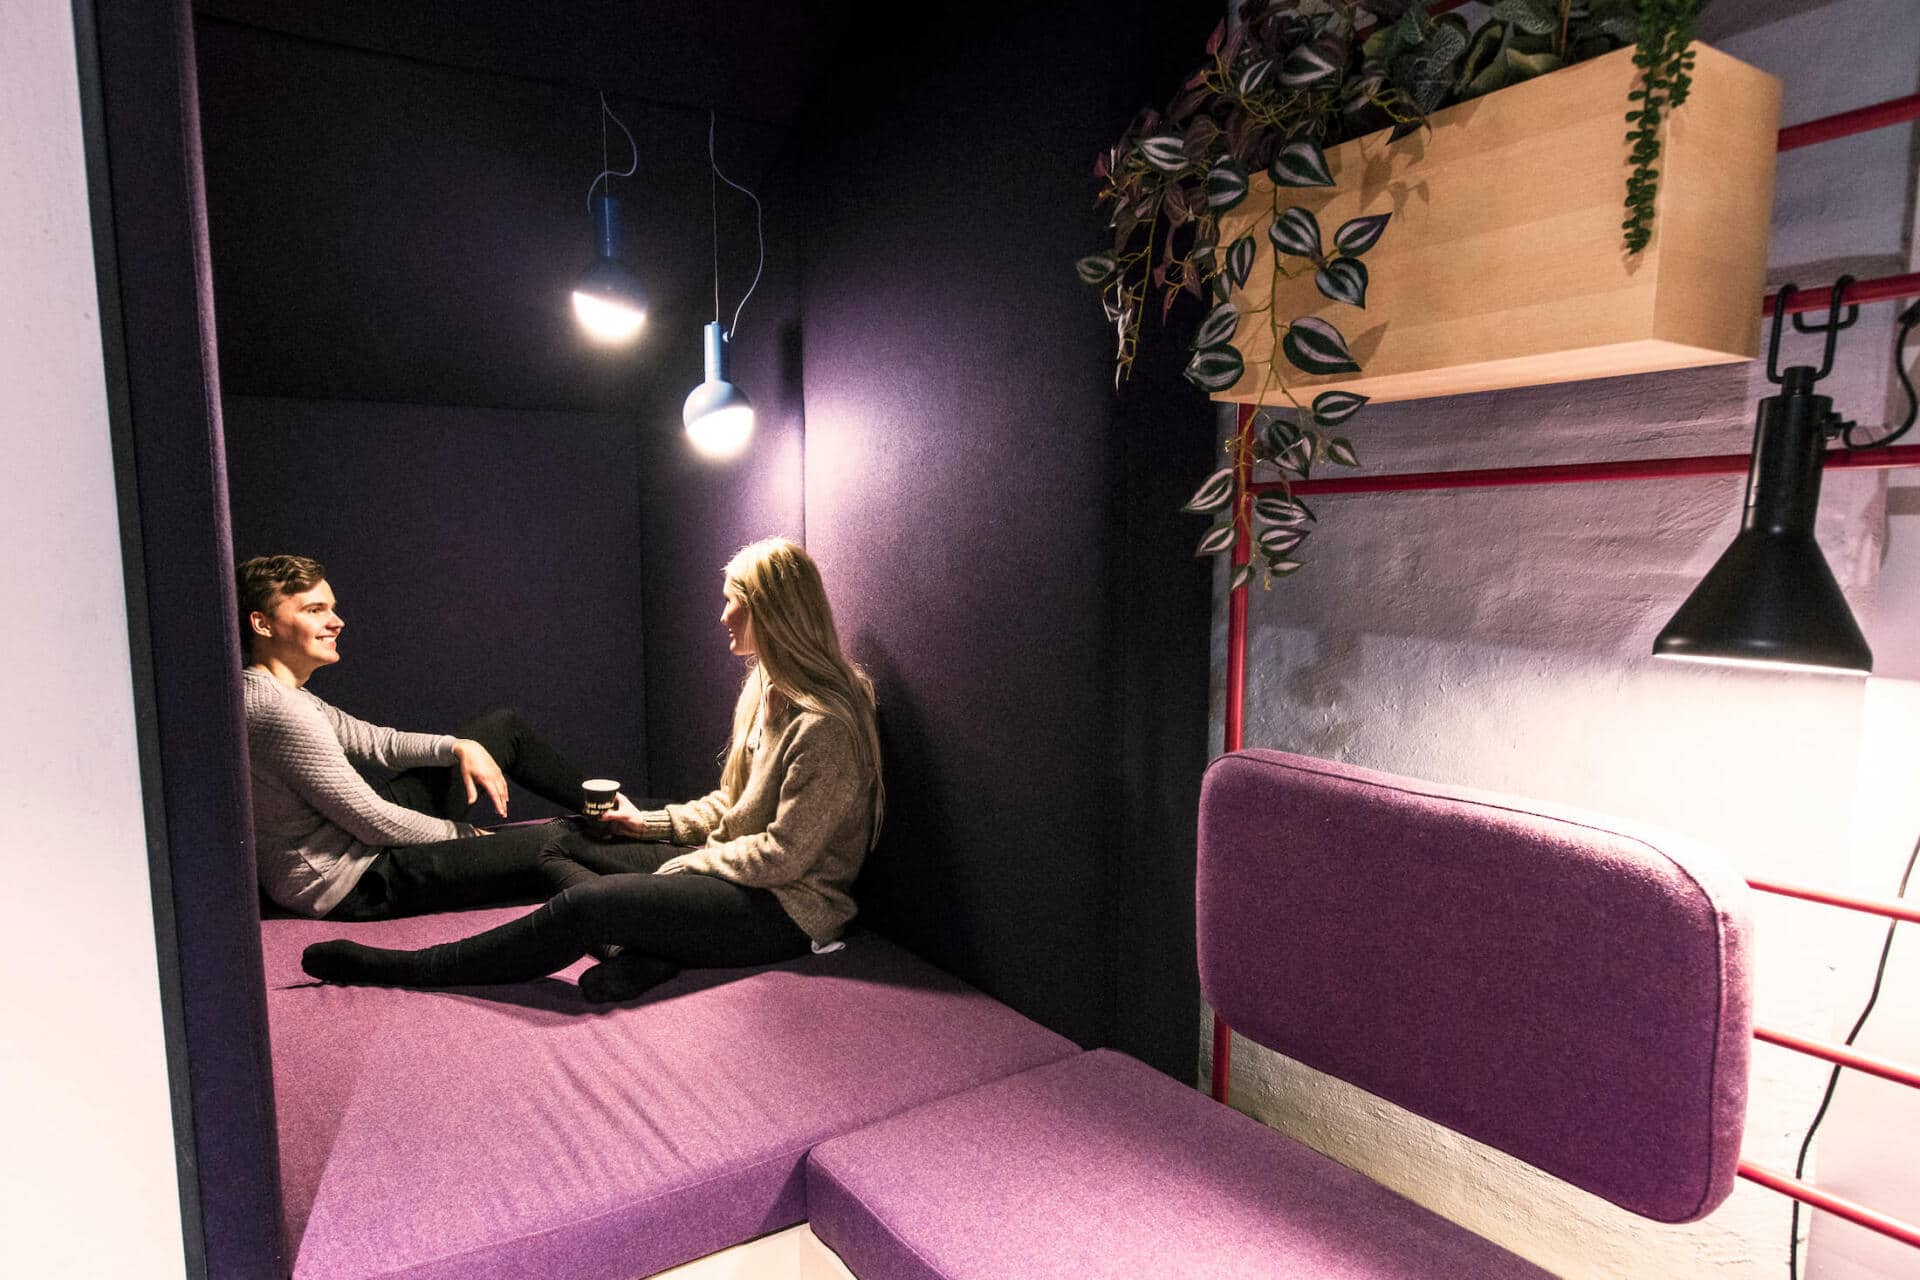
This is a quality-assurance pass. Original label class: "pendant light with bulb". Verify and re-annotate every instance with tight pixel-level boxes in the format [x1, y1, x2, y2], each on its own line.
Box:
[572, 91, 648, 344]
[684, 110, 765, 460]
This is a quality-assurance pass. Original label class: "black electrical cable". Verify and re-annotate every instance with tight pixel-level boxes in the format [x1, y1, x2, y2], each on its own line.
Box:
[1785, 828, 1919, 1279]
[1842, 299, 1920, 450]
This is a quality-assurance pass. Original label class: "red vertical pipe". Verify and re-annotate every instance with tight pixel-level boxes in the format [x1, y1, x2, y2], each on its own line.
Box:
[1213, 403, 1257, 1105]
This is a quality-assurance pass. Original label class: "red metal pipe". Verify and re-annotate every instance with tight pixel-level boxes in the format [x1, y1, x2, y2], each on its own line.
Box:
[1214, 403, 1257, 1107]
[1246, 443, 1920, 499]
[1779, 91, 1920, 151]
[1747, 877, 1920, 926]
[1754, 1025, 1920, 1091]
[1767, 271, 1920, 316]
[1739, 1160, 1920, 1250]
[1225, 403, 1253, 759]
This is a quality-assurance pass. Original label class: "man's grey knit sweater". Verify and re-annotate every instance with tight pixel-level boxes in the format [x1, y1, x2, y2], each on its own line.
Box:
[243, 669, 476, 917]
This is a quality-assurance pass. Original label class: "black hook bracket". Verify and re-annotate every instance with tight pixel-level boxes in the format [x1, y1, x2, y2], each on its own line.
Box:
[1768, 275, 1856, 385]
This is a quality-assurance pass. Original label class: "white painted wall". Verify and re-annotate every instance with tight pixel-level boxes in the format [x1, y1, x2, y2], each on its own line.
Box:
[1203, 2, 1920, 1276]
[0, 1, 188, 1276]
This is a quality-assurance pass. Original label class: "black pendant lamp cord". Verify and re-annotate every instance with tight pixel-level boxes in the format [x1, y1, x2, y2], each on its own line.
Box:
[1840, 297, 1920, 451]
[707, 110, 765, 342]
[1785, 830, 1918, 1280]
[587, 91, 638, 210]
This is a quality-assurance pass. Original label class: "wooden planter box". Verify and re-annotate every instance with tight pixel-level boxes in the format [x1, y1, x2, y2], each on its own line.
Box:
[1213, 43, 1780, 406]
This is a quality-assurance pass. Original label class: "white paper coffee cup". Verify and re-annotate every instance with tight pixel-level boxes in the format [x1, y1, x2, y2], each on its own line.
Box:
[581, 778, 621, 817]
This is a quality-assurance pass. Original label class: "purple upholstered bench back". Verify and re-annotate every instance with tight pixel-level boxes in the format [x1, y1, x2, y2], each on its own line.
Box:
[1197, 750, 1752, 1223]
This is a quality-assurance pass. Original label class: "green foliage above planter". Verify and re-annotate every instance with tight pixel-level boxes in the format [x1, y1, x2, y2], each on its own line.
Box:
[1079, 0, 1707, 592]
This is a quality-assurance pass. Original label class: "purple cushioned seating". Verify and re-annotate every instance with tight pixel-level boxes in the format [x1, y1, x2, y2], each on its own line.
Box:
[1199, 750, 1753, 1223]
[806, 1049, 1551, 1279]
[262, 910, 1076, 1280]
[804, 750, 1750, 1278]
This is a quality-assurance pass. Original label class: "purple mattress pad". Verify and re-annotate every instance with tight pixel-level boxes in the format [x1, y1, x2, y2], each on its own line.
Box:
[261, 910, 1076, 1280]
[1198, 749, 1753, 1223]
[806, 1049, 1552, 1279]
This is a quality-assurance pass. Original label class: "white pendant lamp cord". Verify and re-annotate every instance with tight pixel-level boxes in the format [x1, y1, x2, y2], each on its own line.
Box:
[587, 91, 639, 210]
[707, 109, 765, 341]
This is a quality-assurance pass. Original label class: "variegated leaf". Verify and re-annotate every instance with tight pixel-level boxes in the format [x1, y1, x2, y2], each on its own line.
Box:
[1228, 561, 1252, 593]
[1193, 303, 1239, 350]
[1257, 525, 1307, 556]
[1237, 58, 1273, 96]
[1268, 206, 1322, 260]
[1282, 317, 1361, 376]
[1205, 158, 1249, 212]
[1333, 212, 1392, 257]
[1490, 0, 1557, 36]
[1274, 434, 1314, 471]
[1075, 255, 1117, 286]
[1182, 467, 1236, 514]
[1342, 67, 1387, 114]
[1225, 235, 1257, 289]
[1314, 257, 1369, 308]
[1183, 344, 1246, 392]
[1139, 134, 1188, 172]
[1311, 390, 1368, 427]
[1268, 140, 1335, 188]
[1265, 556, 1305, 576]
[1327, 437, 1361, 467]
[1278, 42, 1340, 87]
[1196, 521, 1238, 557]
[1252, 495, 1310, 527]
[1258, 416, 1299, 457]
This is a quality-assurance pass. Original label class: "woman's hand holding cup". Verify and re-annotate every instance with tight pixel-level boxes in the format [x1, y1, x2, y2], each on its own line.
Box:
[598, 792, 651, 839]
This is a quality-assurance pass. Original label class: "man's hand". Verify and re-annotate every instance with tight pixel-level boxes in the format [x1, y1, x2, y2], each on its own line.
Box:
[451, 738, 509, 818]
[599, 792, 651, 839]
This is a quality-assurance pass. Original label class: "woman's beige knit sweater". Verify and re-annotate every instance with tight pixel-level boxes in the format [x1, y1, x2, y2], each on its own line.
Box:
[638, 707, 875, 944]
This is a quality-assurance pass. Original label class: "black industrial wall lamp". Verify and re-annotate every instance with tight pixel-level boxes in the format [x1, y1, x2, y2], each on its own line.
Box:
[1655, 278, 1920, 675]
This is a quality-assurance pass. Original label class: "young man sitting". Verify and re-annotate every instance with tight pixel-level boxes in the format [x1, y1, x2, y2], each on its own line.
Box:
[239, 553, 594, 920]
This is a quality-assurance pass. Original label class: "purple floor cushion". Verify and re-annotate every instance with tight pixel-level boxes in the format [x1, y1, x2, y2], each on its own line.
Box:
[806, 1050, 1551, 1280]
[261, 911, 1076, 1280]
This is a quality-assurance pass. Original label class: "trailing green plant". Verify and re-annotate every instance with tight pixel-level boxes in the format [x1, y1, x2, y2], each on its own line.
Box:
[1079, 1, 1693, 590]
[1623, 0, 1703, 252]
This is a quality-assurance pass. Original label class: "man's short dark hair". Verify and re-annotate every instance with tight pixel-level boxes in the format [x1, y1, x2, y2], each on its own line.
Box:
[237, 554, 326, 660]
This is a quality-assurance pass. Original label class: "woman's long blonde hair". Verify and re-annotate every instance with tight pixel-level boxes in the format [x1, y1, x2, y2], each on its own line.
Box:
[718, 538, 883, 845]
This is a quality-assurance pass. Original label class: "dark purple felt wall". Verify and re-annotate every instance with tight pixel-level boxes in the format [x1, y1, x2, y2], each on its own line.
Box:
[196, 15, 803, 802]
[81, 2, 287, 1275]
[220, 397, 650, 791]
[785, 0, 1216, 1074]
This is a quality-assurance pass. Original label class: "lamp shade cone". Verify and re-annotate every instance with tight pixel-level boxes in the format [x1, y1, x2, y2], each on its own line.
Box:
[573, 194, 647, 343]
[1653, 372, 1871, 675]
[1652, 528, 1871, 673]
[684, 321, 753, 458]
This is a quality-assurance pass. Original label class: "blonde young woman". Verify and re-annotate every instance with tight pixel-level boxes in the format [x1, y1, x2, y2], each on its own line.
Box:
[302, 538, 884, 1002]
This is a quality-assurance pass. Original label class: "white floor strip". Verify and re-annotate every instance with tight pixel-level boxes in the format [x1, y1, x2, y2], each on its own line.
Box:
[643, 1224, 858, 1280]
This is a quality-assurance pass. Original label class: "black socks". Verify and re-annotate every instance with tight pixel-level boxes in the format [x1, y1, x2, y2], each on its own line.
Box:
[577, 953, 678, 1003]
[306, 937, 675, 1002]
[302, 939, 426, 986]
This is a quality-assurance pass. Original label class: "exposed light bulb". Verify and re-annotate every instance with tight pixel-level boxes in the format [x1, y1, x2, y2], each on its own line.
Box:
[687, 401, 755, 459]
[571, 290, 646, 343]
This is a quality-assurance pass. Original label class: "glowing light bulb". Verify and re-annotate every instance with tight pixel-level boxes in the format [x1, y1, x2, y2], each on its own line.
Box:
[572, 290, 646, 343]
[687, 401, 755, 459]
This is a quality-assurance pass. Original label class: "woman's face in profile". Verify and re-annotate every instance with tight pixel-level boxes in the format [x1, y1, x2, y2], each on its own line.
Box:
[721, 589, 755, 657]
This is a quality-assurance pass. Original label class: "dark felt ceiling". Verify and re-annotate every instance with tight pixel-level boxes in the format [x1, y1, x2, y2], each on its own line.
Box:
[192, 0, 859, 137]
